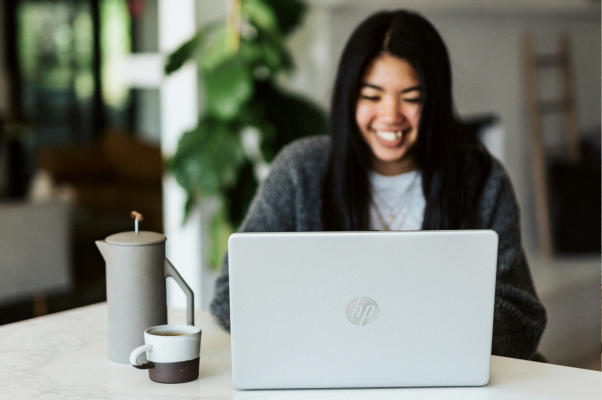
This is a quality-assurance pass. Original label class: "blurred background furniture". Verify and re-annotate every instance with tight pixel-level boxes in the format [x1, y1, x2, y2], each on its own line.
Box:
[37, 129, 163, 234]
[0, 201, 72, 314]
[0, 129, 163, 322]
[523, 32, 600, 256]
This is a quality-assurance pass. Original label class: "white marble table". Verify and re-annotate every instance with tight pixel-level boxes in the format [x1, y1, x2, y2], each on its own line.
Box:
[1, 303, 600, 399]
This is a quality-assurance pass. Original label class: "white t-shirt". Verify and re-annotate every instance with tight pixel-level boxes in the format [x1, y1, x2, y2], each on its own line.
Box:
[368, 169, 426, 231]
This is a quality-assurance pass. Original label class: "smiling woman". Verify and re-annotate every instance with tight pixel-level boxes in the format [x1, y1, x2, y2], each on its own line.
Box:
[210, 9, 547, 362]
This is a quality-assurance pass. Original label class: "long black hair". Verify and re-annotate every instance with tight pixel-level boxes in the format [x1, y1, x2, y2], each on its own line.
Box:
[321, 10, 492, 231]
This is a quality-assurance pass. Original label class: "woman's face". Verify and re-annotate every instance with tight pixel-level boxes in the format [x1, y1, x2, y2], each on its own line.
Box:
[356, 53, 422, 176]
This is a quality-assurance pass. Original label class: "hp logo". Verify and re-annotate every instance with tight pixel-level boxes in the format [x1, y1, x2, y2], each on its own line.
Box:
[346, 297, 379, 326]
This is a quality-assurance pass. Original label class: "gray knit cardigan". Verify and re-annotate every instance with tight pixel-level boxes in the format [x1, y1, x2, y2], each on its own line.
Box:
[210, 135, 547, 360]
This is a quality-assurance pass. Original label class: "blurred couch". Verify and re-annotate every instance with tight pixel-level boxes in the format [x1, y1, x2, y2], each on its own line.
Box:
[37, 130, 164, 233]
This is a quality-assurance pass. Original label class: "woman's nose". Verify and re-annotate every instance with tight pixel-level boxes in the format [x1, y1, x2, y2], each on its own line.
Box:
[379, 98, 404, 123]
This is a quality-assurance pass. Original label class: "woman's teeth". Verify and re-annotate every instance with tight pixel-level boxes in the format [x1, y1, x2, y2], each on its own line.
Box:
[376, 130, 403, 142]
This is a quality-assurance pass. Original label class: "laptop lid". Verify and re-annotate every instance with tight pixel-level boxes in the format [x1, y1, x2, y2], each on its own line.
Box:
[228, 230, 498, 389]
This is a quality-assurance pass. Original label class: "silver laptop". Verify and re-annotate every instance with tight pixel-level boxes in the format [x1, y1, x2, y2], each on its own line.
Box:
[228, 230, 498, 389]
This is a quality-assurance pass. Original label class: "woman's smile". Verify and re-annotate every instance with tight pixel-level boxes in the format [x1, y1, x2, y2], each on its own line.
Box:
[373, 128, 411, 147]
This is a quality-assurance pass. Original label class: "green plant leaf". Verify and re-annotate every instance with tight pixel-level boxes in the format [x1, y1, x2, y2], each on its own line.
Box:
[203, 55, 254, 120]
[209, 205, 234, 270]
[239, 35, 291, 76]
[262, 0, 306, 35]
[260, 38, 284, 71]
[165, 22, 219, 75]
[239, 103, 277, 145]
[254, 80, 327, 161]
[224, 160, 259, 228]
[200, 26, 237, 73]
[183, 193, 197, 223]
[168, 116, 246, 199]
[239, 39, 264, 66]
[242, 0, 279, 34]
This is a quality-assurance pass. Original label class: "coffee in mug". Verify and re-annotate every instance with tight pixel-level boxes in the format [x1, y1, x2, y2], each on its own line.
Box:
[130, 325, 201, 383]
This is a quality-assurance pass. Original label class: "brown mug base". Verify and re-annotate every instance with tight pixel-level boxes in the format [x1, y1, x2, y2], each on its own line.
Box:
[148, 357, 200, 384]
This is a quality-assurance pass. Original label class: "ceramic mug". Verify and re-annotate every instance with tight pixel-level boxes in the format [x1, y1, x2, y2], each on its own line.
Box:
[130, 325, 201, 383]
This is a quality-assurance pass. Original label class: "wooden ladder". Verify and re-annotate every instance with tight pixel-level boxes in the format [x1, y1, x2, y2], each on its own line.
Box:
[522, 33, 580, 256]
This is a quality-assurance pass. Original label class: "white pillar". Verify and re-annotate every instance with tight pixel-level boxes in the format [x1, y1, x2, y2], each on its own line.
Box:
[157, 0, 202, 310]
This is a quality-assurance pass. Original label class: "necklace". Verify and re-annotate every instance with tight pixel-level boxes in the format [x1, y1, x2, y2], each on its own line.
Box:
[371, 172, 418, 231]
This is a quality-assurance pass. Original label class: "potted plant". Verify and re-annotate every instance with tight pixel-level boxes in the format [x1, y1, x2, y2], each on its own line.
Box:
[164, 0, 327, 268]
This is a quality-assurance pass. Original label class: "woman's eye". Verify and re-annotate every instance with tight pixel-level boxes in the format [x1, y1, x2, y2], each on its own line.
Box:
[404, 98, 422, 103]
[360, 95, 380, 101]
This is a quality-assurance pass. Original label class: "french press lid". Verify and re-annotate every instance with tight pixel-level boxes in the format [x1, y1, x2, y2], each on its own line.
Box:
[105, 211, 166, 245]
[105, 231, 166, 246]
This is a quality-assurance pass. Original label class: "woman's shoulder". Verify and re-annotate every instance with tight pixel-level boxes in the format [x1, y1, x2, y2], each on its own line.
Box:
[272, 135, 331, 171]
[484, 157, 513, 194]
[462, 146, 519, 222]
[476, 154, 521, 223]
[463, 146, 508, 193]
[277, 135, 331, 159]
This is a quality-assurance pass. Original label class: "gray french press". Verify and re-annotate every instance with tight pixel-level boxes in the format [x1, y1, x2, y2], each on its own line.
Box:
[96, 212, 194, 364]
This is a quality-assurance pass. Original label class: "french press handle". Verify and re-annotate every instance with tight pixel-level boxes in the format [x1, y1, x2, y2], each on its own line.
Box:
[164, 259, 194, 325]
